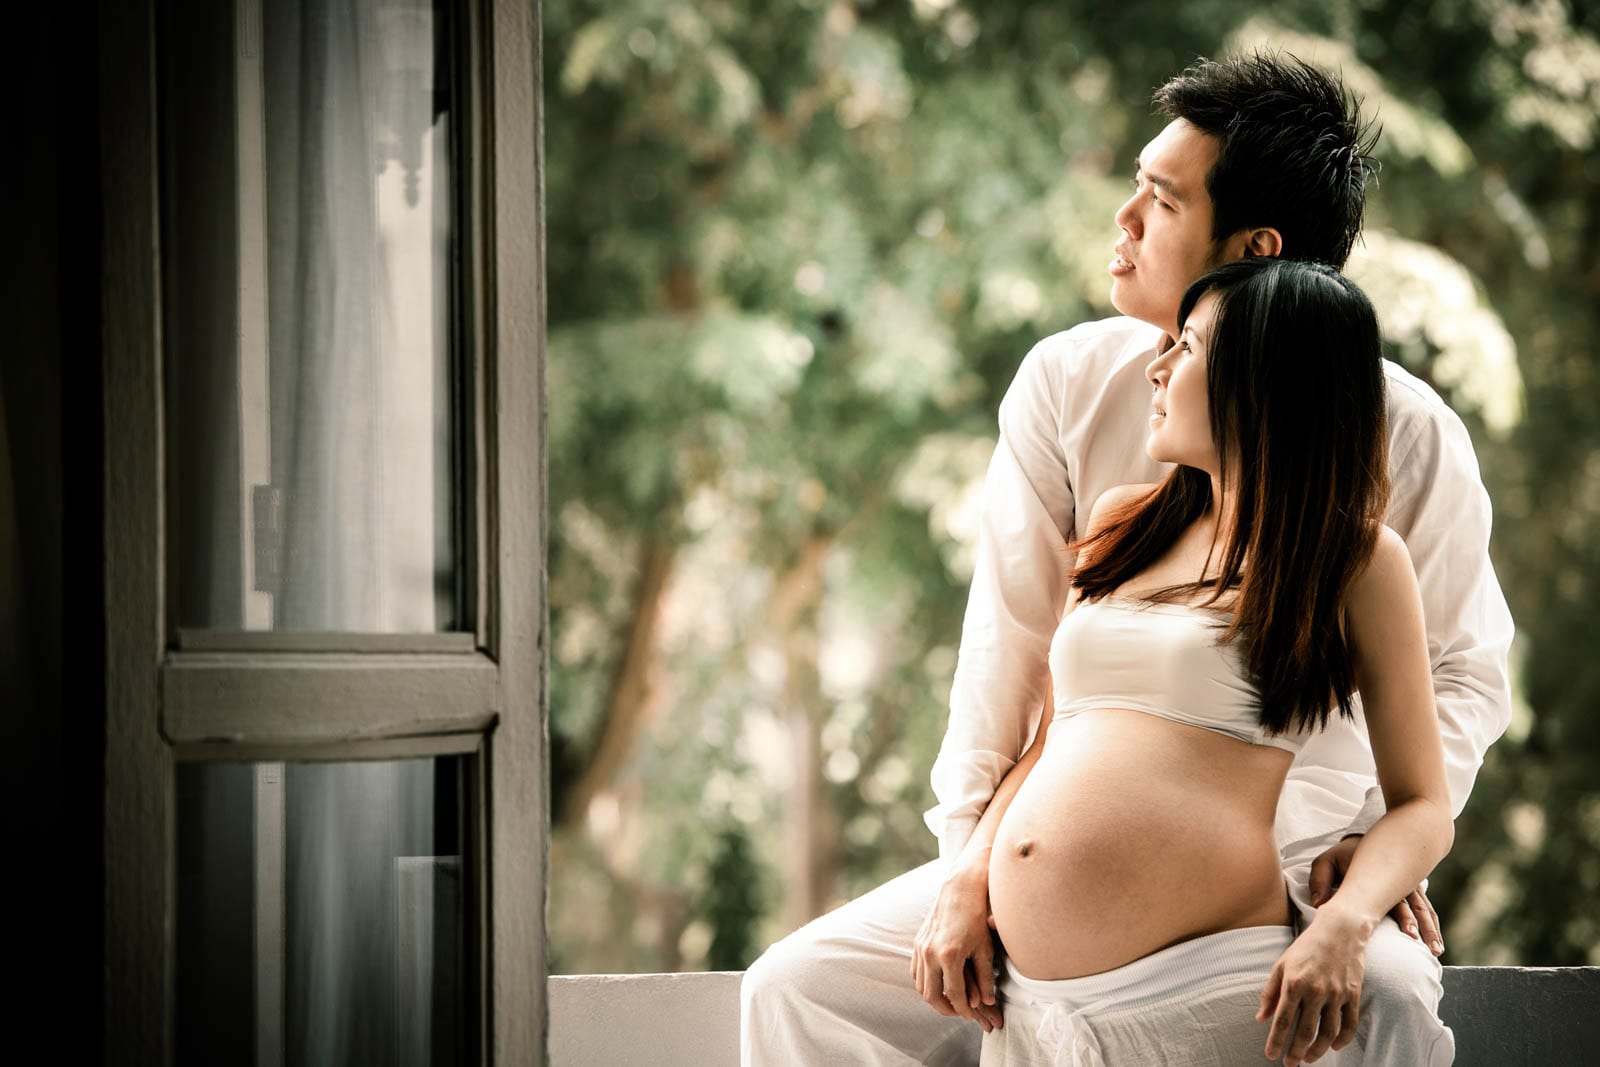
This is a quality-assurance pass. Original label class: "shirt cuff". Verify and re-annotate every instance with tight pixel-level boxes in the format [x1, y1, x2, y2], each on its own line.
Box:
[941, 819, 980, 875]
[1344, 786, 1386, 838]
[929, 813, 980, 875]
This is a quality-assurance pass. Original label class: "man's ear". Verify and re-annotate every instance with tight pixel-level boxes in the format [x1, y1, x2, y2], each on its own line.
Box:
[1239, 227, 1283, 259]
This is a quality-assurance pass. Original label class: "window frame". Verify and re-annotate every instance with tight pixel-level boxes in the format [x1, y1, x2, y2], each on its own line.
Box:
[99, 0, 548, 1061]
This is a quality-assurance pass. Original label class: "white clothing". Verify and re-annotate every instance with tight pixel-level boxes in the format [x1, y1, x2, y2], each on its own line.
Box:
[742, 315, 1497, 1066]
[742, 850, 1455, 1066]
[982, 923, 1309, 1066]
[1051, 596, 1313, 754]
[927, 316, 1514, 867]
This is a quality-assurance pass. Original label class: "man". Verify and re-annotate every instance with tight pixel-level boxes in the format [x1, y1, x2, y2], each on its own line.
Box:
[742, 52, 1512, 1066]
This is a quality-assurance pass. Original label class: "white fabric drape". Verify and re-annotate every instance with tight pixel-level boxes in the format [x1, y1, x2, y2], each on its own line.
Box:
[178, 0, 457, 1062]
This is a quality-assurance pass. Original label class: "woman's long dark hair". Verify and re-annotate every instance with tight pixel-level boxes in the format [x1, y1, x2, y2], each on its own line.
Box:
[1073, 257, 1390, 736]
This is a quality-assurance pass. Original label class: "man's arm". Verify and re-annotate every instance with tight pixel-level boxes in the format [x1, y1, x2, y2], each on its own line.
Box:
[913, 678, 1056, 1030]
[925, 341, 1076, 867]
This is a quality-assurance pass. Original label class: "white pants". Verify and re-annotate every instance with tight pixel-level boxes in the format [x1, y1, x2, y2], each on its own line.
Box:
[741, 843, 1454, 1066]
[982, 924, 1317, 1066]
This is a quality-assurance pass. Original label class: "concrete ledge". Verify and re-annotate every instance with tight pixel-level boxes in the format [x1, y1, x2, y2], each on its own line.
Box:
[551, 967, 1600, 1066]
[1439, 966, 1600, 1064]
[550, 971, 745, 1067]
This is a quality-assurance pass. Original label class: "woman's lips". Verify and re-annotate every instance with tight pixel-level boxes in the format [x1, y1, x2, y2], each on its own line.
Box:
[1109, 253, 1135, 276]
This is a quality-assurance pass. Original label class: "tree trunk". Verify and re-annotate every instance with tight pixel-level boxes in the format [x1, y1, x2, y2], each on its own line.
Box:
[561, 534, 676, 829]
[771, 537, 839, 928]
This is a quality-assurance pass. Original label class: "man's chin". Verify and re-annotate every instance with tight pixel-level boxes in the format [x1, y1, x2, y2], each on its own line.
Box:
[1110, 287, 1173, 333]
[1109, 289, 1142, 326]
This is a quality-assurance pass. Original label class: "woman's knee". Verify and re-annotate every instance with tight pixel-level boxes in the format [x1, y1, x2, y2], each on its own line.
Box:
[1361, 920, 1444, 1015]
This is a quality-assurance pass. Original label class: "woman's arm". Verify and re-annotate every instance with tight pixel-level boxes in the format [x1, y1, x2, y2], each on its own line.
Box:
[1320, 525, 1455, 927]
[1260, 525, 1454, 1065]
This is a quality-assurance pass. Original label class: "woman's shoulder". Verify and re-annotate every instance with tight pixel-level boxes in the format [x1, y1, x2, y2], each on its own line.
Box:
[1347, 524, 1418, 609]
[1086, 483, 1158, 534]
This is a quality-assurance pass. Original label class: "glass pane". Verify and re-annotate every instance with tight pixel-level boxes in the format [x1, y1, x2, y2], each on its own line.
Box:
[162, 0, 463, 632]
[176, 757, 471, 1067]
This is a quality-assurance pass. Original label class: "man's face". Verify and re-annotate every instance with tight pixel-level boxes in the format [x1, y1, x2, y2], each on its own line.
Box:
[1108, 120, 1224, 338]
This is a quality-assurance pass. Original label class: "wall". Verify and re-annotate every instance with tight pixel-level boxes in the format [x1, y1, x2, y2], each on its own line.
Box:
[2, 7, 106, 1065]
[549, 968, 1600, 1066]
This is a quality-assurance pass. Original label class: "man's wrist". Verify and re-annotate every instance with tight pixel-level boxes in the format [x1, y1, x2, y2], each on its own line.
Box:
[947, 845, 992, 888]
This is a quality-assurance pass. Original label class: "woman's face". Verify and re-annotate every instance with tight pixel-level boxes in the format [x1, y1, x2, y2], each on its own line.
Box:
[1145, 291, 1220, 473]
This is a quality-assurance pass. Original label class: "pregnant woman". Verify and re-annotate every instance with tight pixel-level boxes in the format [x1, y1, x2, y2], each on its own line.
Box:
[915, 258, 1454, 1065]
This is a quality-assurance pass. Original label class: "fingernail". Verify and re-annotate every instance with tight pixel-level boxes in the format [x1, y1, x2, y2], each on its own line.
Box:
[1432, 939, 1444, 955]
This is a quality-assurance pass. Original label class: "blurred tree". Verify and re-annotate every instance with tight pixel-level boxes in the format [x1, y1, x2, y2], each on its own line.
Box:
[703, 824, 768, 970]
[544, 0, 1600, 972]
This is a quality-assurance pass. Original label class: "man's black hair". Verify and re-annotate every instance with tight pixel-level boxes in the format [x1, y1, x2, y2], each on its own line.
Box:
[1153, 51, 1380, 269]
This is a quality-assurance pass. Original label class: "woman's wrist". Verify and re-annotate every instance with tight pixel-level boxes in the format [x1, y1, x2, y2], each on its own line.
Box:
[1312, 898, 1379, 942]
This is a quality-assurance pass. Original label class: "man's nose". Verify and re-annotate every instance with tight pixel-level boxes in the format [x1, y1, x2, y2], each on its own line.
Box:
[1114, 195, 1141, 239]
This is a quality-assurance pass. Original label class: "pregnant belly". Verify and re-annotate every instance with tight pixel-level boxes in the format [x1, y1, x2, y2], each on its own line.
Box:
[988, 709, 1294, 980]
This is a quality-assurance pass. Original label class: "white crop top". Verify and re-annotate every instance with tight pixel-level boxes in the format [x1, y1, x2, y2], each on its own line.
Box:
[1048, 595, 1312, 754]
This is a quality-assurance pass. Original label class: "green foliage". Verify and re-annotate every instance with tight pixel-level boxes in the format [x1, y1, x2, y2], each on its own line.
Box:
[546, 0, 1600, 972]
[701, 824, 768, 970]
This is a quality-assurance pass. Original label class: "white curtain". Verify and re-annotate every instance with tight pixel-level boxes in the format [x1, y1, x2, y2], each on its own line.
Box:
[265, 0, 452, 634]
[175, 0, 459, 1062]
[261, 0, 453, 1062]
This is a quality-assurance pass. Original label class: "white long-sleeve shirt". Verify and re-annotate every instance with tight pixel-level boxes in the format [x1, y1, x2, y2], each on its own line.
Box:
[926, 315, 1515, 868]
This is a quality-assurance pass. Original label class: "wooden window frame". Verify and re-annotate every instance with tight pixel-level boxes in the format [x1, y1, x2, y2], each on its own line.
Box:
[99, 0, 548, 1061]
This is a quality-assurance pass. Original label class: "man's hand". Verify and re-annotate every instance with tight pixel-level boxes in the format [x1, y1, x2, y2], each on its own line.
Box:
[1309, 834, 1444, 957]
[911, 866, 1003, 1032]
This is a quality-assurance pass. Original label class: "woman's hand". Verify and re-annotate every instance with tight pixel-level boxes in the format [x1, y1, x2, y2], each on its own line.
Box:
[1257, 904, 1370, 1066]
[911, 864, 1003, 1032]
[1310, 833, 1444, 956]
